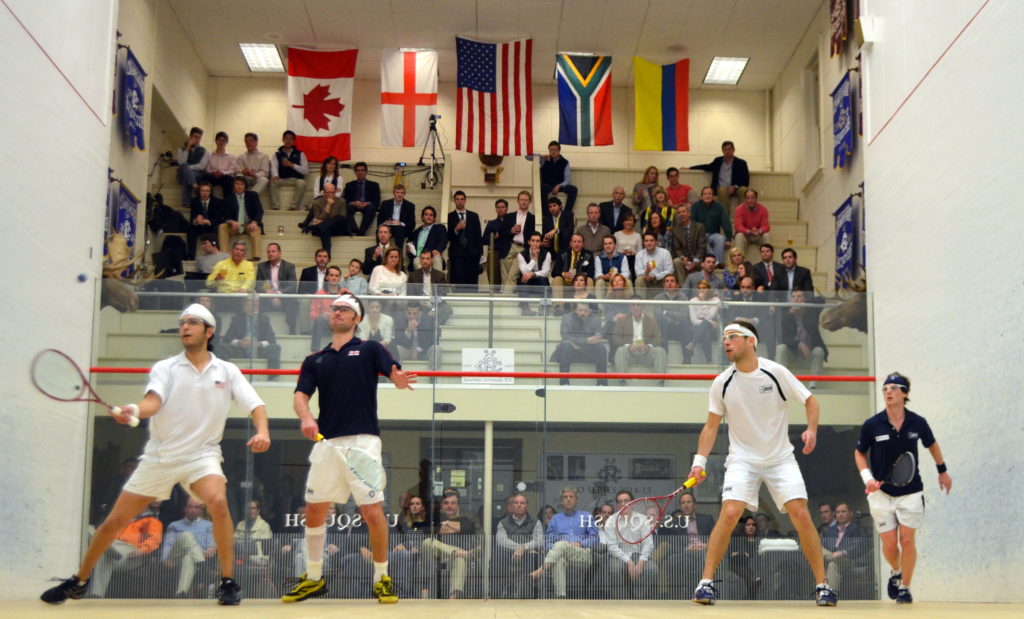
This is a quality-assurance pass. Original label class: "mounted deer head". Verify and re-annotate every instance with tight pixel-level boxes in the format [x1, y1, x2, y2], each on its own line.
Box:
[821, 277, 868, 333]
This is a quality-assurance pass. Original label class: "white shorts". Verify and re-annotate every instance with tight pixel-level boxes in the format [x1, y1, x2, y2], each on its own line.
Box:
[304, 434, 384, 506]
[123, 455, 225, 501]
[721, 455, 808, 512]
[867, 490, 924, 533]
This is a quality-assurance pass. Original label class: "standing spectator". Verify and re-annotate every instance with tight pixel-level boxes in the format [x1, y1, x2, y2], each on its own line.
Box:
[176, 126, 209, 206]
[500, 192, 536, 292]
[691, 186, 733, 265]
[599, 186, 633, 233]
[481, 199, 511, 287]
[446, 190, 483, 291]
[343, 162, 381, 236]
[631, 166, 659, 211]
[733, 190, 771, 256]
[269, 130, 309, 212]
[686, 140, 750, 216]
[235, 132, 270, 195]
[205, 131, 237, 198]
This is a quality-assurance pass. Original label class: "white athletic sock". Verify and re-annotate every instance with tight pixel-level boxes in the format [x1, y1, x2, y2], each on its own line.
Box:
[891, 570, 902, 577]
[698, 578, 712, 586]
[305, 524, 326, 581]
[817, 582, 828, 589]
[899, 585, 909, 591]
[373, 561, 388, 582]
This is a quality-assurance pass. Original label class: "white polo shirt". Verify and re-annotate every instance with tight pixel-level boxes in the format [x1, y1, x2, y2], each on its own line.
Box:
[142, 352, 264, 464]
[708, 357, 811, 464]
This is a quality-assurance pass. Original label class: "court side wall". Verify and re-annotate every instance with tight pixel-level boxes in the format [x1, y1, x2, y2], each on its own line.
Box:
[0, 0, 118, 599]
[862, 0, 1024, 602]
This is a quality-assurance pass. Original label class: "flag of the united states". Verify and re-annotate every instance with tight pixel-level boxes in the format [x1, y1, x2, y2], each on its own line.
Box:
[455, 37, 533, 156]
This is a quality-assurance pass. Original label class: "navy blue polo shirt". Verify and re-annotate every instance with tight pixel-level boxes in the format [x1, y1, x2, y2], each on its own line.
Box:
[855, 409, 935, 497]
[295, 337, 400, 439]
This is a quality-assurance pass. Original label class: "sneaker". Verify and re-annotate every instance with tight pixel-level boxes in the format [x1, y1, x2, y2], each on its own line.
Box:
[692, 580, 719, 605]
[40, 575, 89, 604]
[216, 578, 241, 605]
[887, 571, 902, 600]
[896, 587, 913, 604]
[815, 583, 838, 606]
[374, 574, 399, 604]
[281, 573, 327, 603]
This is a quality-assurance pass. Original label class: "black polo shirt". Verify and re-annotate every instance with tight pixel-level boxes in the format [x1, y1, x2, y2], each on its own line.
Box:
[855, 409, 935, 497]
[295, 337, 399, 439]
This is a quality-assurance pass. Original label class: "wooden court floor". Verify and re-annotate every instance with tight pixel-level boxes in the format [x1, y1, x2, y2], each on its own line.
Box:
[6, 599, 1024, 618]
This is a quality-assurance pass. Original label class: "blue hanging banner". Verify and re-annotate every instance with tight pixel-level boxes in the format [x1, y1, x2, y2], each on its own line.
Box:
[831, 70, 853, 168]
[115, 182, 139, 276]
[121, 48, 147, 150]
[833, 196, 855, 290]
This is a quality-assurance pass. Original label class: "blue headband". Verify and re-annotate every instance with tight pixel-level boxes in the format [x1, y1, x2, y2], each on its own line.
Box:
[883, 374, 909, 392]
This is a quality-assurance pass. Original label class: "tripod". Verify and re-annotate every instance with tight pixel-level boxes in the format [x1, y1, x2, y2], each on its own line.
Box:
[417, 114, 446, 190]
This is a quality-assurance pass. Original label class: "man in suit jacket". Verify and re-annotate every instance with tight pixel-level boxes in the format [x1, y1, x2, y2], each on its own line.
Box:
[542, 196, 575, 255]
[376, 183, 416, 247]
[777, 289, 829, 383]
[406, 205, 448, 272]
[342, 161, 381, 236]
[575, 203, 611, 255]
[551, 233, 595, 289]
[393, 302, 437, 367]
[599, 186, 633, 233]
[363, 224, 403, 276]
[752, 243, 788, 292]
[820, 502, 868, 593]
[687, 140, 750, 213]
[781, 247, 814, 292]
[481, 199, 511, 287]
[670, 203, 708, 285]
[408, 249, 453, 326]
[256, 242, 298, 334]
[188, 181, 226, 260]
[446, 190, 483, 291]
[218, 297, 281, 376]
[500, 191, 536, 291]
[611, 297, 667, 382]
[299, 248, 331, 294]
[657, 491, 716, 597]
[219, 176, 265, 259]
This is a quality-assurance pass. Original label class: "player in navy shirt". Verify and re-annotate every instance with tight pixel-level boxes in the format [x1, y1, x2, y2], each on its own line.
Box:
[854, 372, 952, 604]
[284, 293, 416, 604]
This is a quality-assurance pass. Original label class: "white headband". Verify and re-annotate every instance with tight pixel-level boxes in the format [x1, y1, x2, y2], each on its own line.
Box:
[181, 303, 216, 329]
[331, 295, 362, 318]
[723, 323, 758, 347]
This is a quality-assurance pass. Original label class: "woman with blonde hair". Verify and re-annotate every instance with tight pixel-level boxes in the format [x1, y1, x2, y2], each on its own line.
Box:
[632, 166, 659, 211]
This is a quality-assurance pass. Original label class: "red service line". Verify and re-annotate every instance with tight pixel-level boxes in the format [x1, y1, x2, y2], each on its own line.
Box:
[91, 366, 875, 382]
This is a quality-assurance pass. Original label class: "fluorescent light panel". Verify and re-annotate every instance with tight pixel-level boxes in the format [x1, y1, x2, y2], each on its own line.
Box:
[703, 57, 748, 85]
[239, 43, 284, 72]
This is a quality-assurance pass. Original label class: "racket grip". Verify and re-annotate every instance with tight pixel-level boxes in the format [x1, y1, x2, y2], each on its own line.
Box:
[684, 471, 708, 488]
[127, 415, 140, 428]
[111, 404, 140, 427]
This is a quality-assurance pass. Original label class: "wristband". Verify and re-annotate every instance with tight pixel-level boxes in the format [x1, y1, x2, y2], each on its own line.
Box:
[859, 469, 875, 485]
[936, 463, 947, 474]
[692, 454, 707, 471]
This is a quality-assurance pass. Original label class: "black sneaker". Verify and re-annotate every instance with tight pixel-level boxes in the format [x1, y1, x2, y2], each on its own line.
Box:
[40, 575, 89, 604]
[896, 587, 913, 604]
[216, 578, 241, 605]
[887, 571, 902, 600]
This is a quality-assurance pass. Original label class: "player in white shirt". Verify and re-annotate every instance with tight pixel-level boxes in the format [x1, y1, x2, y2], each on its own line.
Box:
[41, 303, 271, 606]
[687, 319, 836, 606]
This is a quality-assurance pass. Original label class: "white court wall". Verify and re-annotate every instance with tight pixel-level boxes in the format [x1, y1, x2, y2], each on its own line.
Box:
[861, 0, 1024, 602]
[0, 0, 117, 599]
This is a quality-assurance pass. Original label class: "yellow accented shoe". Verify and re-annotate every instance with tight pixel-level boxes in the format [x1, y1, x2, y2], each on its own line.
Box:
[280, 573, 326, 603]
[374, 574, 399, 604]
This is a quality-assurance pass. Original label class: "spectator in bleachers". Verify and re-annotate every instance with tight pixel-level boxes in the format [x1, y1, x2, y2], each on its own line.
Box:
[632, 166, 660, 211]
[234, 500, 273, 570]
[594, 235, 632, 299]
[817, 502, 835, 535]
[420, 490, 480, 599]
[400, 496, 430, 534]
[205, 131, 237, 198]
[549, 302, 607, 386]
[516, 231, 553, 316]
[726, 276, 771, 335]
[356, 299, 395, 357]
[343, 161, 381, 236]
[406, 206, 448, 273]
[686, 140, 750, 216]
[820, 502, 868, 595]
[612, 296, 667, 384]
[753, 243, 786, 292]
[614, 213, 642, 279]
[377, 183, 416, 248]
[638, 186, 672, 232]
[754, 512, 782, 538]
[656, 491, 715, 598]
[176, 126, 209, 206]
[193, 234, 227, 276]
[494, 492, 545, 598]
[733, 189, 771, 256]
[220, 176, 264, 260]
[394, 302, 435, 366]
[313, 156, 341, 198]
[268, 130, 309, 212]
[553, 272, 596, 316]
[665, 166, 694, 207]
[161, 498, 215, 598]
[776, 289, 828, 387]
[735, 261, 760, 291]
[721, 246, 746, 290]
[684, 253, 725, 293]
[220, 297, 281, 376]
[602, 491, 657, 599]
[530, 486, 598, 598]
[236, 132, 270, 195]
[552, 233, 594, 293]
[256, 242, 298, 335]
[191, 296, 222, 350]
[542, 195, 574, 254]
[634, 232, 674, 297]
[781, 248, 814, 292]
[691, 186, 733, 265]
[369, 247, 408, 298]
[305, 182, 349, 252]
[600, 273, 631, 339]
[644, 210, 671, 251]
[363, 224, 402, 276]
[576, 202, 612, 255]
[728, 515, 763, 600]
[653, 273, 693, 363]
[340, 259, 368, 295]
[89, 500, 163, 598]
[538, 140, 578, 215]
[599, 187, 632, 233]
[499, 192, 535, 292]
[670, 203, 707, 286]
[206, 240, 255, 296]
[408, 249, 453, 326]
[538, 505, 556, 530]
[447, 190, 483, 291]
[188, 182, 226, 260]
[687, 280, 722, 363]
[299, 248, 331, 294]
[481, 199, 511, 287]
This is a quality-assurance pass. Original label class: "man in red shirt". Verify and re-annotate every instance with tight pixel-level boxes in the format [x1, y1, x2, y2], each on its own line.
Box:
[733, 189, 771, 256]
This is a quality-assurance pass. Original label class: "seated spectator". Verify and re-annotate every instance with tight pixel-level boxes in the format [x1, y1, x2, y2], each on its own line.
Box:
[516, 231, 552, 316]
[687, 280, 722, 363]
[220, 176, 264, 260]
[192, 234, 227, 276]
[721, 246, 746, 290]
[644, 210, 671, 251]
[394, 302, 436, 366]
[549, 302, 608, 386]
[377, 183, 416, 248]
[684, 253, 725, 293]
[725, 276, 772, 337]
[205, 131, 237, 198]
[420, 490, 480, 599]
[653, 273, 693, 363]
[268, 130, 309, 212]
[670, 203, 707, 285]
[821, 502, 868, 595]
[369, 247, 408, 297]
[781, 247, 814, 292]
[89, 500, 163, 598]
[638, 186, 672, 232]
[235, 132, 270, 195]
[400, 495, 431, 534]
[219, 297, 281, 376]
[634, 232, 674, 297]
[631, 166, 659, 212]
[176, 126, 209, 206]
[538, 505, 556, 530]
[305, 182, 349, 252]
[406, 206, 448, 273]
[601, 491, 657, 599]
[234, 500, 273, 582]
[494, 493, 545, 599]
[733, 189, 771, 255]
[363, 224, 403, 276]
[340, 259, 369, 295]
[612, 297, 667, 385]
[576, 203, 612, 254]
[753, 243, 786, 292]
[551, 233, 595, 292]
[188, 182, 226, 260]
[542, 195, 574, 254]
[754, 512, 782, 538]
[408, 249, 453, 326]
[776, 289, 829, 387]
[594, 235, 633, 299]
[728, 516, 763, 600]
[664, 166, 694, 207]
[686, 140, 750, 216]
[356, 299, 396, 358]
[655, 491, 714, 596]
[538, 140, 578, 215]
[206, 240, 255, 303]
[312, 156, 341, 199]
[530, 487, 598, 598]
[599, 187, 632, 234]
[553, 272, 596, 316]
[817, 502, 835, 536]
[614, 213, 642, 279]
[309, 265, 345, 351]
[600, 273, 632, 340]
[342, 161, 381, 236]
[160, 499, 215, 598]
[256, 242, 298, 335]
[691, 186, 733, 265]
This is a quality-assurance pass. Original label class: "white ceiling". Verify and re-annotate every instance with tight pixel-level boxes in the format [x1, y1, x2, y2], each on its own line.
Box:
[168, 0, 823, 90]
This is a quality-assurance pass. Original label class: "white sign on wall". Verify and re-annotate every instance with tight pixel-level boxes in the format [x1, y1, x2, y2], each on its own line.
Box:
[460, 348, 514, 384]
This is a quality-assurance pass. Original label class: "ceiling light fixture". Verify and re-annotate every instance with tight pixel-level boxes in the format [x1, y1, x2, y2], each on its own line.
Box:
[239, 43, 284, 72]
[703, 57, 748, 85]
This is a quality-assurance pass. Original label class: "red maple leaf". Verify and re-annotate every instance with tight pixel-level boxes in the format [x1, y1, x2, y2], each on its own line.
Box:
[292, 83, 345, 131]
